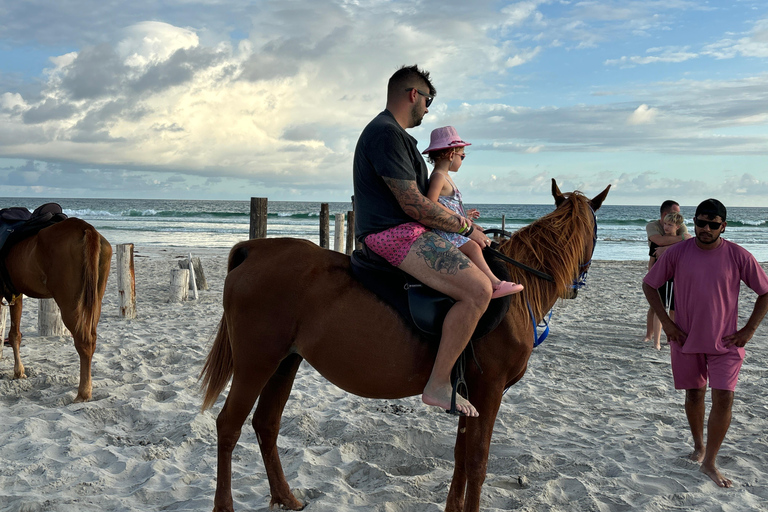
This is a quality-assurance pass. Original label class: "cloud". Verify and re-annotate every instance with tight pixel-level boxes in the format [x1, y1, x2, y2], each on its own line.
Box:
[703, 17, 768, 59]
[604, 47, 699, 67]
[627, 104, 658, 125]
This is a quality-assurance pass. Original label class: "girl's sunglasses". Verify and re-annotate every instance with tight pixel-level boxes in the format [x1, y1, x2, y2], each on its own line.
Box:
[694, 218, 723, 230]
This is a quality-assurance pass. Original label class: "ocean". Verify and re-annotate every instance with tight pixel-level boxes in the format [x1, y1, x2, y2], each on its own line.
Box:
[2, 198, 767, 262]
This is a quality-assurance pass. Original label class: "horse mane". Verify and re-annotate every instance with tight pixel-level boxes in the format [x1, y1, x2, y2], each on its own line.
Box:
[496, 192, 594, 321]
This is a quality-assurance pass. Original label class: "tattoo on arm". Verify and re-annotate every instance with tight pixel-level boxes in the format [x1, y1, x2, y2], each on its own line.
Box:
[382, 177, 462, 232]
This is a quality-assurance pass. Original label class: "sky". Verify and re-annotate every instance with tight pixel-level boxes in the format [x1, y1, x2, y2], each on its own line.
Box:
[1, 0, 767, 206]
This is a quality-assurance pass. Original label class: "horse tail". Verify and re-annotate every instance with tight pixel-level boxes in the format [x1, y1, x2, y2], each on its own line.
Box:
[200, 315, 233, 411]
[200, 242, 248, 410]
[75, 225, 104, 341]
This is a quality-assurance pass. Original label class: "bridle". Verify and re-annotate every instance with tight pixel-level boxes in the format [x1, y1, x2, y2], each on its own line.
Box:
[571, 206, 598, 291]
[484, 205, 598, 290]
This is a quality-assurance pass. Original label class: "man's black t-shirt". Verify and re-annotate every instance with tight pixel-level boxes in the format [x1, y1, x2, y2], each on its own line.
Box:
[352, 110, 429, 242]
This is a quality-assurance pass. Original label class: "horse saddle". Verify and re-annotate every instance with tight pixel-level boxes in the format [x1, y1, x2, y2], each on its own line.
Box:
[349, 244, 512, 341]
[0, 203, 68, 300]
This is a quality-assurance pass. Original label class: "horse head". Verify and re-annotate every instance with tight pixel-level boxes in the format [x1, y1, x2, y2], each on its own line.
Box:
[552, 179, 611, 298]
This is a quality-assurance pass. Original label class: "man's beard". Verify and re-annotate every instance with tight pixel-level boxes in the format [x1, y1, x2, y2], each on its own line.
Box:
[410, 104, 424, 127]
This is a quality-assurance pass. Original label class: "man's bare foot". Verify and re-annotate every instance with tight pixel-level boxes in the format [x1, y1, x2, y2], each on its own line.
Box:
[654, 343, 661, 350]
[700, 463, 732, 488]
[422, 384, 479, 417]
[689, 448, 705, 463]
[642, 336, 652, 342]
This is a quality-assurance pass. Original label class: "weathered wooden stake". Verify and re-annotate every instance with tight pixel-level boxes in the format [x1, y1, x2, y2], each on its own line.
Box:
[39, 298, 68, 336]
[178, 257, 209, 290]
[188, 253, 198, 300]
[249, 197, 268, 239]
[0, 302, 6, 358]
[117, 243, 137, 319]
[319, 203, 330, 249]
[169, 269, 190, 302]
[346, 210, 355, 255]
[501, 214, 506, 233]
[334, 213, 345, 253]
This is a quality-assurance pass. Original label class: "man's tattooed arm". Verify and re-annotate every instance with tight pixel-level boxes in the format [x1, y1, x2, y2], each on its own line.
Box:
[382, 177, 462, 232]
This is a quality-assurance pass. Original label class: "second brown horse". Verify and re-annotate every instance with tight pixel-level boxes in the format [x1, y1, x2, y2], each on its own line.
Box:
[2, 218, 112, 402]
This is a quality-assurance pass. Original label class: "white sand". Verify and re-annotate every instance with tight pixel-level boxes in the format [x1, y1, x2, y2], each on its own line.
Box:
[1, 247, 767, 512]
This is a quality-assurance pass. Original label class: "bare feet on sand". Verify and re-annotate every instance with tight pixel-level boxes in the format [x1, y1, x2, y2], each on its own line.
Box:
[422, 385, 479, 417]
[700, 463, 732, 488]
[689, 448, 705, 463]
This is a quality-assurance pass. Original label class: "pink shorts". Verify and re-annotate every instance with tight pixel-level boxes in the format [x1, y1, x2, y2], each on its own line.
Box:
[670, 343, 744, 391]
[365, 222, 428, 267]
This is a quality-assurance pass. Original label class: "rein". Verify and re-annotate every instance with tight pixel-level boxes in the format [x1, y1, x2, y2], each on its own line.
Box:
[484, 229, 554, 282]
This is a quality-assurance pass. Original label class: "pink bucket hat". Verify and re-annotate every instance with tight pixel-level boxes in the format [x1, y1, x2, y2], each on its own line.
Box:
[422, 126, 471, 154]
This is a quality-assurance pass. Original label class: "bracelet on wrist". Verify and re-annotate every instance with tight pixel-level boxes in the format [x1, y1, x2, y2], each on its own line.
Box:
[465, 225, 475, 237]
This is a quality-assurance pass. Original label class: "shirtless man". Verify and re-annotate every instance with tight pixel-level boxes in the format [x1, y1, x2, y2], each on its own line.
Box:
[353, 65, 494, 417]
[642, 200, 689, 344]
[643, 198, 768, 487]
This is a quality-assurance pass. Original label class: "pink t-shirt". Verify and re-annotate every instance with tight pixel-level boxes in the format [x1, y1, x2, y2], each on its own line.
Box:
[644, 238, 768, 355]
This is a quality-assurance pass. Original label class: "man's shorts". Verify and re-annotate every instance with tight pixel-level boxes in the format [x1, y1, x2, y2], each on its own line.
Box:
[658, 279, 675, 311]
[365, 222, 428, 267]
[670, 343, 745, 391]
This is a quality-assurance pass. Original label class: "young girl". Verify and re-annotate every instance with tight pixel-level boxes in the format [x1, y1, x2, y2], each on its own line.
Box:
[424, 126, 523, 299]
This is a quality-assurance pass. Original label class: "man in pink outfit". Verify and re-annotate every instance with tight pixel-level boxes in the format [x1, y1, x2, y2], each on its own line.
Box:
[643, 198, 768, 488]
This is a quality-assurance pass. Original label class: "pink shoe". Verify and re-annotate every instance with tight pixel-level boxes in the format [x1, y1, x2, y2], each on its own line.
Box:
[491, 281, 523, 299]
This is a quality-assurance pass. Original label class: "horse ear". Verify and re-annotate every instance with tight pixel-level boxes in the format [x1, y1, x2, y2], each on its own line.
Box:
[551, 179, 566, 207]
[589, 184, 611, 211]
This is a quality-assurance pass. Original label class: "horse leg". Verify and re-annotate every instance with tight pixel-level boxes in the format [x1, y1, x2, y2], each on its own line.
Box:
[214, 354, 288, 512]
[8, 298, 25, 380]
[57, 306, 95, 402]
[446, 389, 504, 512]
[252, 353, 305, 510]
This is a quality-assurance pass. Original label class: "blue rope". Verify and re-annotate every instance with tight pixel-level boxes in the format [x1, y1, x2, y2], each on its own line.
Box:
[527, 300, 553, 348]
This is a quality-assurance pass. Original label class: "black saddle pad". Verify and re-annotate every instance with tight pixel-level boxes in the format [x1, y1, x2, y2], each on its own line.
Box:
[350, 244, 512, 341]
[0, 203, 68, 299]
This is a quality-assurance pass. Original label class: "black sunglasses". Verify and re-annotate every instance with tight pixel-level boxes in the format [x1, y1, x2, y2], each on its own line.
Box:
[694, 218, 723, 230]
[406, 87, 434, 108]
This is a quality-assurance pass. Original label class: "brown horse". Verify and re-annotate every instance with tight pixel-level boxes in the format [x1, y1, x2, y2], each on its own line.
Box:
[200, 179, 610, 512]
[2, 218, 112, 402]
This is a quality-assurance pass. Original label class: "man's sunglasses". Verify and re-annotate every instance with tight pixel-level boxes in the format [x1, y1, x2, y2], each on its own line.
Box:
[694, 218, 723, 230]
[406, 88, 434, 108]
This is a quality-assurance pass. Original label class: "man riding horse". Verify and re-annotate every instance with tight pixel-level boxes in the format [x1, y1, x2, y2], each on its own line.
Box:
[353, 65, 498, 417]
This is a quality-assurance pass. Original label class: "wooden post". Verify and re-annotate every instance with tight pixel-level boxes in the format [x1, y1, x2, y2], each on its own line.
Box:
[249, 197, 268, 239]
[39, 298, 68, 336]
[334, 213, 345, 253]
[116, 243, 137, 319]
[188, 253, 198, 300]
[178, 257, 209, 290]
[351, 195, 361, 251]
[169, 269, 189, 302]
[501, 214, 506, 233]
[0, 302, 5, 358]
[319, 203, 330, 249]
[346, 210, 355, 255]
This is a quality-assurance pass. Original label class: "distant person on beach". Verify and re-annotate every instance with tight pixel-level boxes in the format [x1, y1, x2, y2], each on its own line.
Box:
[353, 65, 496, 417]
[647, 211, 691, 349]
[642, 200, 689, 346]
[424, 126, 523, 299]
[643, 198, 768, 488]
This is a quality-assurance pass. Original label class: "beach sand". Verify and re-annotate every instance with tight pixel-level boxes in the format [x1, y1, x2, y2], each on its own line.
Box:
[1, 246, 767, 512]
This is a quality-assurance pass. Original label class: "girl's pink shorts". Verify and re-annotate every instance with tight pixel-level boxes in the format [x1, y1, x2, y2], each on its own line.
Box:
[365, 222, 428, 267]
